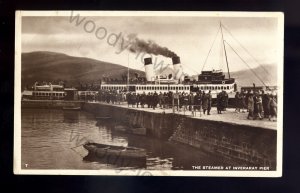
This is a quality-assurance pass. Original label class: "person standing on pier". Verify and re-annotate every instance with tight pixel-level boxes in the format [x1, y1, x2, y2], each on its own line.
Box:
[202, 90, 205, 107]
[183, 92, 189, 111]
[123, 92, 127, 103]
[136, 93, 140, 108]
[247, 91, 254, 120]
[202, 91, 207, 114]
[188, 93, 194, 111]
[106, 92, 110, 103]
[235, 92, 241, 113]
[167, 91, 172, 109]
[223, 90, 229, 111]
[253, 91, 258, 118]
[111, 91, 116, 104]
[221, 90, 228, 112]
[262, 90, 270, 118]
[140, 92, 146, 108]
[241, 91, 246, 113]
[253, 91, 263, 120]
[162, 92, 167, 109]
[158, 92, 163, 108]
[127, 92, 132, 107]
[116, 91, 122, 105]
[194, 91, 202, 115]
[268, 92, 277, 121]
[153, 91, 159, 110]
[173, 90, 180, 111]
[207, 90, 212, 115]
[202, 90, 212, 115]
[217, 92, 222, 114]
[245, 90, 250, 112]
[179, 92, 184, 111]
[131, 93, 137, 108]
[146, 93, 151, 108]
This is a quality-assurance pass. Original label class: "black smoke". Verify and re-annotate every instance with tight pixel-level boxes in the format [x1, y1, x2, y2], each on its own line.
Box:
[126, 34, 178, 58]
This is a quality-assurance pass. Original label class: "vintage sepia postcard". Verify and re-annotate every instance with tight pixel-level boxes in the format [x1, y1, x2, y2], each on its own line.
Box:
[14, 11, 284, 176]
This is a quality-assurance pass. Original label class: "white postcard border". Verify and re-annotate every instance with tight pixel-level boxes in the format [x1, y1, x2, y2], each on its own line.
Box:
[14, 11, 284, 177]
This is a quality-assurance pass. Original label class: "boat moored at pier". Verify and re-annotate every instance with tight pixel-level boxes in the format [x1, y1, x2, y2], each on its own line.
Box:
[83, 142, 147, 159]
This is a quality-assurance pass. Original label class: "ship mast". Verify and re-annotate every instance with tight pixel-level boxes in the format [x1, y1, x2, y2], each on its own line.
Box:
[220, 22, 231, 79]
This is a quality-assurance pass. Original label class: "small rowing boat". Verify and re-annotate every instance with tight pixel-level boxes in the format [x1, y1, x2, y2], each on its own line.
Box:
[96, 116, 112, 120]
[83, 142, 146, 159]
[62, 106, 81, 110]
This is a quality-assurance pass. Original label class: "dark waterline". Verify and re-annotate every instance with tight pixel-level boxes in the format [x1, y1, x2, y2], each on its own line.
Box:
[21, 108, 236, 170]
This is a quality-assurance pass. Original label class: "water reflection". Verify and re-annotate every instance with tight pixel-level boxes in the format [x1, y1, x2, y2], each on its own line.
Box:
[83, 154, 146, 169]
[63, 111, 79, 123]
[22, 108, 237, 170]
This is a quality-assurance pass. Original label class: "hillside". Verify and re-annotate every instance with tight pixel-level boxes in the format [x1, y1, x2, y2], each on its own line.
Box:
[231, 64, 277, 87]
[21, 51, 277, 89]
[21, 51, 145, 88]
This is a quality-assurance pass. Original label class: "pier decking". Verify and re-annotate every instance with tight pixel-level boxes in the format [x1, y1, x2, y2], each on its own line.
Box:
[87, 101, 277, 130]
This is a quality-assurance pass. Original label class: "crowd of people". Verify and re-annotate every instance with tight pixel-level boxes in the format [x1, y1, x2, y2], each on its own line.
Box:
[234, 90, 277, 121]
[90, 89, 277, 121]
[95, 89, 229, 115]
[96, 89, 125, 105]
[125, 90, 214, 114]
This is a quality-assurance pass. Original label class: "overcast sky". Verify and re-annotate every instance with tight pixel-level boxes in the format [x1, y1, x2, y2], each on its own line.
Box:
[22, 14, 279, 75]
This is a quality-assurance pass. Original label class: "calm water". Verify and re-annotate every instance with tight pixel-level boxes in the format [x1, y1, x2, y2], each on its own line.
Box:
[22, 108, 234, 170]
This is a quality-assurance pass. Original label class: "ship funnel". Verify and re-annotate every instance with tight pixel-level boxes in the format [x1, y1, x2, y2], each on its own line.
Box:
[144, 57, 155, 81]
[172, 56, 184, 81]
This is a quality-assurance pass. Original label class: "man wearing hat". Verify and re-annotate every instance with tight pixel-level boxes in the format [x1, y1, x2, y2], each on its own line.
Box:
[253, 90, 263, 120]
[268, 91, 277, 121]
[217, 92, 223, 114]
[202, 90, 212, 115]
[153, 91, 159, 110]
[131, 92, 137, 108]
[247, 90, 254, 119]
[173, 90, 180, 111]
[262, 90, 271, 118]
[207, 90, 212, 115]
[194, 91, 202, 115]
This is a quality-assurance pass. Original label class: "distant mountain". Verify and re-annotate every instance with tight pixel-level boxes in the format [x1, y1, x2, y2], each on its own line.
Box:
[21, 51, 145, 88]
[231, 64, 277, 87]
[21, 51, 277, 89]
